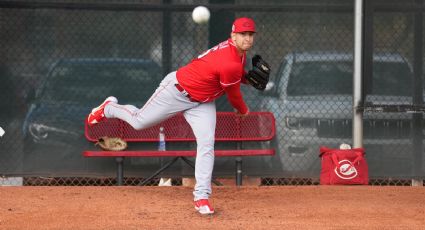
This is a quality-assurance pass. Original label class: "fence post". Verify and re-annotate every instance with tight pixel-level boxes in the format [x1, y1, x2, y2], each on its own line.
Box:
[353, 0, 365, 148]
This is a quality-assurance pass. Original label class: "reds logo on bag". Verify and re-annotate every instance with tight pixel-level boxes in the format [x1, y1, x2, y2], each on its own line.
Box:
[319, 146, 369, 185]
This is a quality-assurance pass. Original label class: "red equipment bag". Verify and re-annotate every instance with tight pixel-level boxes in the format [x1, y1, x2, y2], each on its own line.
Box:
[319, 146, 369, 185]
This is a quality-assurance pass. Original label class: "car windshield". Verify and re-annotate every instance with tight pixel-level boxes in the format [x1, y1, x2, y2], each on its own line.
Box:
[40, 61, 161, 105]
[287, 61, 412, 96]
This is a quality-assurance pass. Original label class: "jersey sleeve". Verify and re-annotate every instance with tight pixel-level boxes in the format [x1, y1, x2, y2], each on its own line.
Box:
[223, 83, 249, 114]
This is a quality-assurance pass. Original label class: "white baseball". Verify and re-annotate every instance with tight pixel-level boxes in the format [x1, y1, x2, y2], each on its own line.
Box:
[339, 143, 351, 150]
[192, 6, 210, 24]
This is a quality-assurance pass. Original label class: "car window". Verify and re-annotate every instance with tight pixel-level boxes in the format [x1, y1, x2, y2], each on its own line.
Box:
[40, 62, 161, 104]
[287, 61, 353, 96]
[371, 62, 412, 96]
[286, 60, 412, 96]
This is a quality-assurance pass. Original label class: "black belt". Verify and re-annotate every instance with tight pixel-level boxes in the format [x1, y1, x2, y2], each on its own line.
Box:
[175, 84, 199, 103]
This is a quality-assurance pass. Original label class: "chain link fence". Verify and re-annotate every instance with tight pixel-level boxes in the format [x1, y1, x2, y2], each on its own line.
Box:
[0, 0, 425, 186]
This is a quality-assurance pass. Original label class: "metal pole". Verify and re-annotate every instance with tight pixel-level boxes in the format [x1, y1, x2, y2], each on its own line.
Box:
[353, 0, 364, 148]
[162, 0, 172, 76]
[412, 0, 423, 184]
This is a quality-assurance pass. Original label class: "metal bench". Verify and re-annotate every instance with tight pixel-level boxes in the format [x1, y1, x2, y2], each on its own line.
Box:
[83, 111, 276, 186]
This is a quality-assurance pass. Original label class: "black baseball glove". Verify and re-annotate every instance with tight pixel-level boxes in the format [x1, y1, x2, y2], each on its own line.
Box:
[245, 55, 271, 91]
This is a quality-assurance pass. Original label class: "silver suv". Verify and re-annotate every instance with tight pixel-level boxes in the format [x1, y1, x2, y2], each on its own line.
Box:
[261, 52, 415, 175]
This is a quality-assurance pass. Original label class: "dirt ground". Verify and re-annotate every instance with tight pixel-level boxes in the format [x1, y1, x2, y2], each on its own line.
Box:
[0, 186, 424, 230]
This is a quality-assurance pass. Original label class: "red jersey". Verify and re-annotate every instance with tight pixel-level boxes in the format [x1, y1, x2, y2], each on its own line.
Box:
[176, 38, 248, 114]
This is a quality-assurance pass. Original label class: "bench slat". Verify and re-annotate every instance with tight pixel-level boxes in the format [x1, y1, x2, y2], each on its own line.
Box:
[85, 111, 275, 142]
[83, 149, 275, 157]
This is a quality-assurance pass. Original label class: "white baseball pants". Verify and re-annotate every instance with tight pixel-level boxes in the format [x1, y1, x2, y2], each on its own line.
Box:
[104, 71, 216, 200]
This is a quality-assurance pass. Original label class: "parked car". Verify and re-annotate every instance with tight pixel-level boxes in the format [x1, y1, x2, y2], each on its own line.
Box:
[260, 52, 417, 176]
[22, 58, 162, 173]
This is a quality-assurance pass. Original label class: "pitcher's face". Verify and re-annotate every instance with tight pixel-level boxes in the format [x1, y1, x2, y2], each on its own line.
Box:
[231, 32, 255, 54]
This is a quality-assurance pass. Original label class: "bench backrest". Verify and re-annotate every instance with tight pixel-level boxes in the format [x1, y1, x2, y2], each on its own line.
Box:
[85, 111, 275, 142]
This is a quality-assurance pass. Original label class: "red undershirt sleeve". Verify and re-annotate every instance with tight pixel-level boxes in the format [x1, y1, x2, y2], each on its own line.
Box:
[241, 71, 248, 84]
[223, 83, 249, 114]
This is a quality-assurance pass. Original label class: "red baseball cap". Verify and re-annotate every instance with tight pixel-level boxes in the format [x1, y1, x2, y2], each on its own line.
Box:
[232, 17, 256, 33]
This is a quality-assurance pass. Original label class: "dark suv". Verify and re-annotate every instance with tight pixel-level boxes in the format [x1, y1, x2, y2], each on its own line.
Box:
[22, 58, 162, 172]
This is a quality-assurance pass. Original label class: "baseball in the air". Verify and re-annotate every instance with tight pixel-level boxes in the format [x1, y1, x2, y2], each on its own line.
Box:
[192, 6, 210, 24]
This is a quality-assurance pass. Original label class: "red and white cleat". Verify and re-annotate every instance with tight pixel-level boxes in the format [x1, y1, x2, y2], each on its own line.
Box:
[87, 96, 118, 126]
[194, 199, 214, 215]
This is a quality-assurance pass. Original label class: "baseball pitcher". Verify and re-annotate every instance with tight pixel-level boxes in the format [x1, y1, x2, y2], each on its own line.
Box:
[87, 17, 270, 215]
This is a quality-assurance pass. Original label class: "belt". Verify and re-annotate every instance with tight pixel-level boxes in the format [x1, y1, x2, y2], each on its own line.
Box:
[175, 84, 199, 103]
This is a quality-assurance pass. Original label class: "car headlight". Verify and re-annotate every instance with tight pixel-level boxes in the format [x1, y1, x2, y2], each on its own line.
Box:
[28, 123, 74, 141]
[285, 117, 316, 130]
[29, 123, 49, 140]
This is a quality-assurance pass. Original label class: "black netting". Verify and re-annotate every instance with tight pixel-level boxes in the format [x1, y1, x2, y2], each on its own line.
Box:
[0, 0, 424, 186]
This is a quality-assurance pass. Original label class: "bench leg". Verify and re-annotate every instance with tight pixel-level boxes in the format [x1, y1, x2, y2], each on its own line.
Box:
[139, 157, 179, 186]
[116, 157, 124, 186]
[180, 157, 223, 186]
[236, 157, 242, 186]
